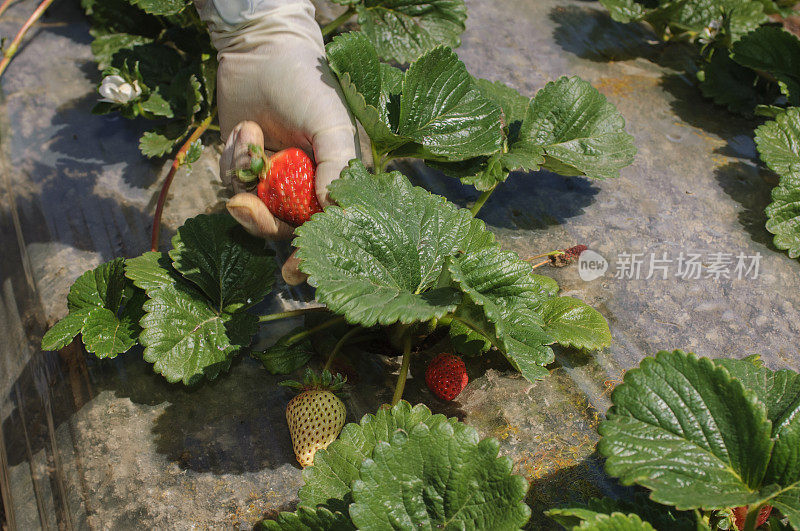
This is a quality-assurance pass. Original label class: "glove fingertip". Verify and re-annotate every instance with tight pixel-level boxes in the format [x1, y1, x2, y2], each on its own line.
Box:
[282, 252, 308, 286]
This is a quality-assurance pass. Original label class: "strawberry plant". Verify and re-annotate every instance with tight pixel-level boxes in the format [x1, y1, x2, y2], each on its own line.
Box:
[42, 213, 276, 384]
[36, 0, 641, 517]
[598, 0, 800, 259]
[755, 108, 800, 259]
[43, 162, 612, 394]
[257, 401, 532, 529]
[325, 32, 637, 209]
[82, 0, 217, 158]
[74, 0, 636, 249]
[81, 0, 468, 160]
[548, 350, 800, 531]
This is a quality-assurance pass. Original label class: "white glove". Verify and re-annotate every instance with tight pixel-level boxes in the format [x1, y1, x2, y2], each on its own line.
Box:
[196, 0, 359, 284]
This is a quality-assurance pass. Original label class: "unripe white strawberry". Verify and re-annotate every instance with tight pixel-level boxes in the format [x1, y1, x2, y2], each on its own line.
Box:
[281, 369, 347, 467]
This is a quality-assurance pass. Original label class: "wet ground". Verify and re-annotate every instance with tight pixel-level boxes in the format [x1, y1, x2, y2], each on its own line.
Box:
[1, 0, 798, 528]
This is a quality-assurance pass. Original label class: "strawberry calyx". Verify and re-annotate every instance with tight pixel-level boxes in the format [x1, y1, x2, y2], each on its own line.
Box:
[280, 368, 347, 395]
[234, 143, 270, 184]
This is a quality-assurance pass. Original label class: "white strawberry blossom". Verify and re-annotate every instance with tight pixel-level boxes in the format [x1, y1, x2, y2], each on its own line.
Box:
[98, 75, 141, 104]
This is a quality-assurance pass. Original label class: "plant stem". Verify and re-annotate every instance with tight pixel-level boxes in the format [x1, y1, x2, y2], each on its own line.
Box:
[320, 7, 355, 38]
[0, 0, 57, 79]
[530, 259, 550, 270]
[286, 316, 346, 346]
[371, 142, 383, 172]
[0, 0, 17, 20]
[390, 332, 412, 406]
[323, 326, 362, 372]
[469, 184, 497, 217]
[524, 250, 563, 261]
[258, 306, 327, 323]
[150, 111, 216, 251]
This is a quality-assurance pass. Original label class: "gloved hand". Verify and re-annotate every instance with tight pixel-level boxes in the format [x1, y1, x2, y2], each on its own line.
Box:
[196, 0, 358, 285]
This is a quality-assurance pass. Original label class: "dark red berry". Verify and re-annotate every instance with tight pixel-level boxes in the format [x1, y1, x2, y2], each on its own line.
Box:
[425, 353, 468, 401]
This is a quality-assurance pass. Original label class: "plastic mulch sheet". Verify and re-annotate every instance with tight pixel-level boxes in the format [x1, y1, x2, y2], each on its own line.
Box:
[1, 0, 798, 528]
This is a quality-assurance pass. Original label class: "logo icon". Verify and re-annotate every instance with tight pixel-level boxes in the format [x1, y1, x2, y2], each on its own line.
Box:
[578, 249, 608, 281]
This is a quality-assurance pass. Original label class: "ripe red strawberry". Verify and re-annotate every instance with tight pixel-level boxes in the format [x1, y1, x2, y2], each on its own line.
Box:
[281, 370, 346, 467]
[257, 147, 322, 226]
[732, 505, 772, 530]
[425, 353, 468, 401]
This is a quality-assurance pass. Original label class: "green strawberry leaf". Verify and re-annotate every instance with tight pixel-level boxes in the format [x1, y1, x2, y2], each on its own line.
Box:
[549, 511, 657, 531]
[773, 485, 800, 529]
[140, 89, 174, 118]
[539, 297, 612, 350]
[451, 300, 552, 382]
[83, 0, 161, 37]
[766, 177, 800, 259]
[434, 75, 635, 187]
[698, 51, 767, 115]
[90, 32, 153, 70]
[125, 251, 179, 293]
[199, 55, 217, 107]
[190, 73, 204, 117]
[326, 32, 408, 155]
[256, 506, 355, 530]
[446, 248, 558, 382]
[598, 350, 775, 510]
[756, 107, 800, 179]
[731, 26, 800, 105]
[41, 311, 91, 351]
[429, 79, 536, 188]
[355, 0, 467, 64]
[427, 152, 510, 191]
[473, 78, 530, 139]
[125, 215, 271, 385]
[514, 76, 636, 180]
[642, 0, 767, 42]
[327, 37, 505, 163]
[139, 129, 181, 158]
[396, 46, 504, 160]
[448, 315, 492, 357]
[169, 212, 276, 312]
[598, 0, 647, 23]
[755, 107, 800, 258]
[254, 327, 314, 375]
[80, 307, 140, 356]
[713, 357, 800, 486]
[295, 160, 494, 327]
[139, 281, 257, 385]
[349, 420, 531, 529]
[130, 0, 189, 16]
[42, 258, 144, 358]
[546, 495, 698, 531]
[299, 401, 456, 510]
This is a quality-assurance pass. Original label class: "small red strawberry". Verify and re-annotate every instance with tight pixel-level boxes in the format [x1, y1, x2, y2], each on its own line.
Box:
[256, 147, 322, 226]
[732, 505, 772, 530]
[425, 353, 468, 401]
[281, 369, 347, 467]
